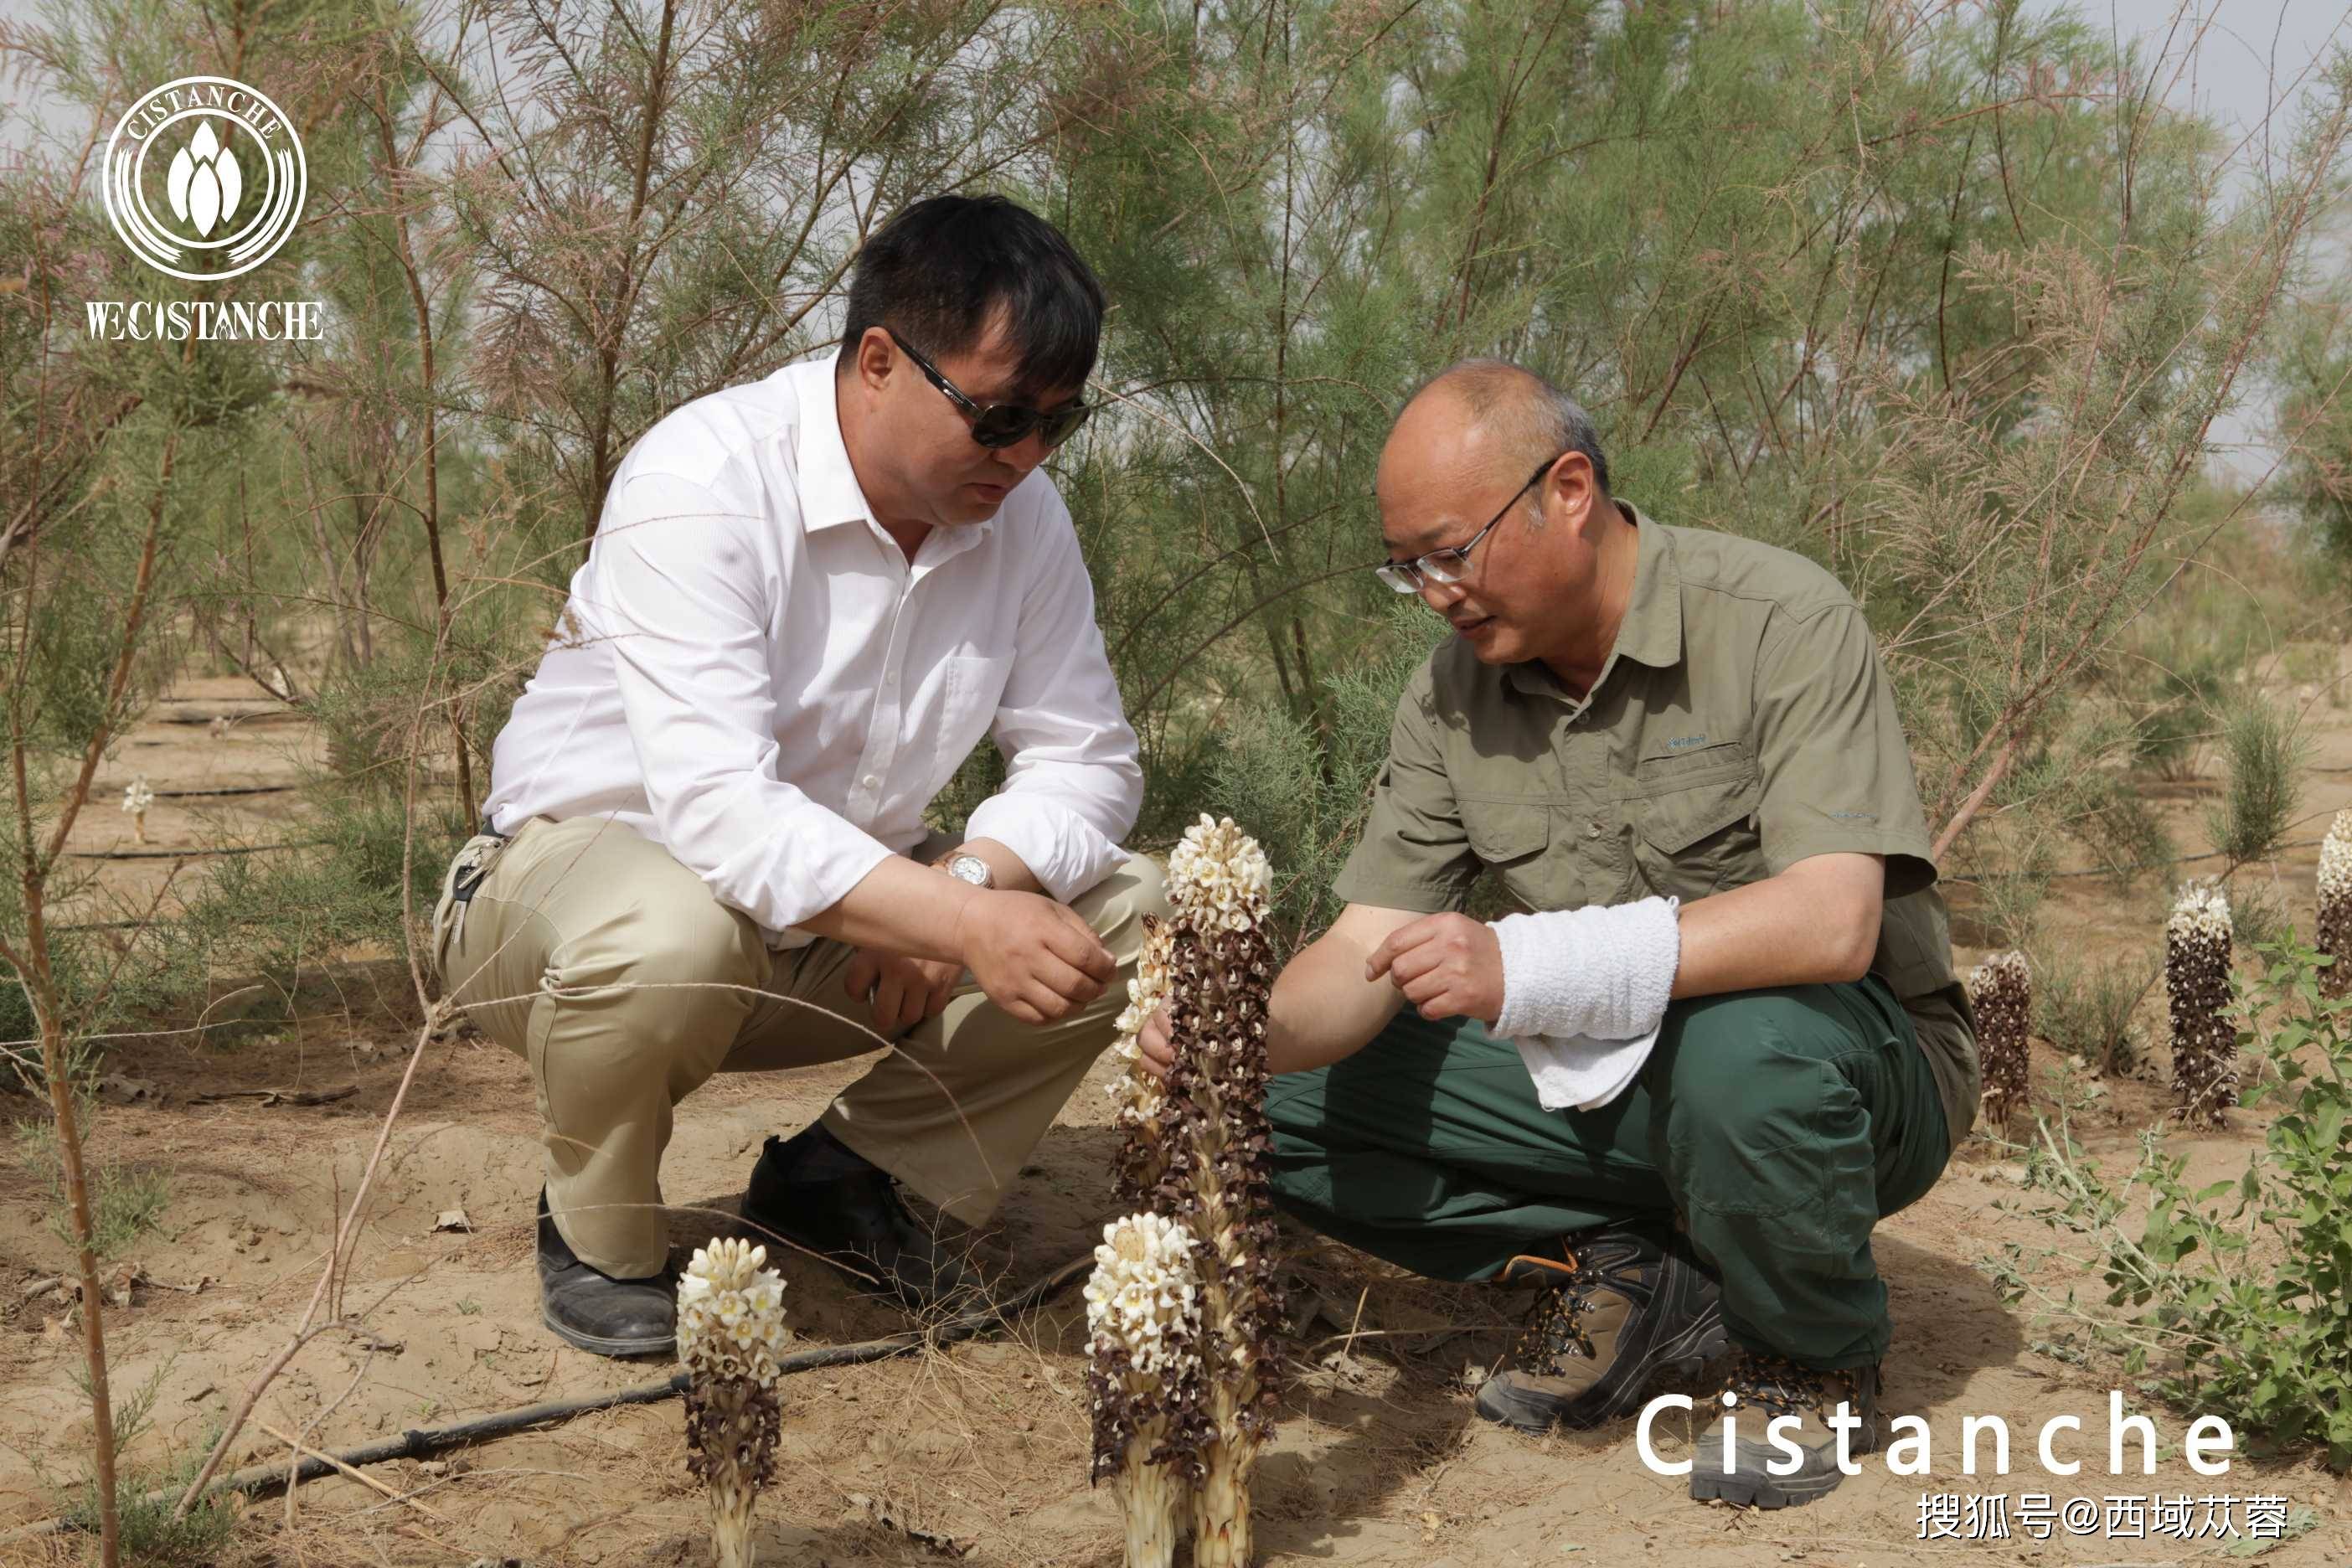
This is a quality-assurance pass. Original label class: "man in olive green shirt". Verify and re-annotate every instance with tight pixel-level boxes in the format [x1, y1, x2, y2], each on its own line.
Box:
[1139, 361, 1977, 1509]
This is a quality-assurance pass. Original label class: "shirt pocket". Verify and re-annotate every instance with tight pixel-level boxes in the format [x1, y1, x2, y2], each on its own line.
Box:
[932, 653, 1012, 779]
[1629, 744, 1763, 899]
[1460, 797, 1569, 914]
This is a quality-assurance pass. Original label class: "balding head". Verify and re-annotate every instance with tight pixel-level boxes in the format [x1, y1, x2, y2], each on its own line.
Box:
[1392, 360, 1611, 496]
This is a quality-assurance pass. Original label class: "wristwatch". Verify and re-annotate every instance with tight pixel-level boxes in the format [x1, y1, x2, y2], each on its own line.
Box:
[941, 852, 994, 889]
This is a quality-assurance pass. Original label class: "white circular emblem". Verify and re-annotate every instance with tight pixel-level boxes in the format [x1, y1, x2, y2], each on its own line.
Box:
[101, 76, 307, 281]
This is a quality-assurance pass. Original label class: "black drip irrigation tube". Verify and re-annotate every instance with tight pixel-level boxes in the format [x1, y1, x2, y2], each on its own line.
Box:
[7, 1253, 1094, 1542]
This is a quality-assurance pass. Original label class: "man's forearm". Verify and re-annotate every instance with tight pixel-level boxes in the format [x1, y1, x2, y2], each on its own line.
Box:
[1266, 931, 1407, 1075]
[1669, 854, 1882, 998]
[801, 837, 1049, 962]
[799, 855, 980, 963]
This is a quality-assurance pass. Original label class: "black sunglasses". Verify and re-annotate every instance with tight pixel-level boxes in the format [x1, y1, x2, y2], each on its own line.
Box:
[884, 328, 1096, 451]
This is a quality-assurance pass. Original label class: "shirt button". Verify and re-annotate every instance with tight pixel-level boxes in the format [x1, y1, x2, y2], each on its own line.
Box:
[863, 775, 879, 789]
[1586, 821, 1604, 838]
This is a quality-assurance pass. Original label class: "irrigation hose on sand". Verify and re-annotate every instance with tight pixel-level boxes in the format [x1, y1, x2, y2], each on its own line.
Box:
[7, 1252, 1096, 1543]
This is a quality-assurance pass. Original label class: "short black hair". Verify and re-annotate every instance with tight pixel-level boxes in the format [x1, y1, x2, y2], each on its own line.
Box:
[838, 194, 1105, 400]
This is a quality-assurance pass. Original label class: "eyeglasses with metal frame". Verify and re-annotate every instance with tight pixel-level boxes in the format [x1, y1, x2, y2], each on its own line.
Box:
[1373, 451, 1568, 594]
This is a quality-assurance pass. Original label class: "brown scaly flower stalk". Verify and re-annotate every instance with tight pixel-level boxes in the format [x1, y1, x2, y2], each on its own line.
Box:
[2318, 808, 2350, 1002]
[2165, 881, 2236, 1128]
[1161, 813, 1286, 1568]
[678, 1239, 790, 1568]
[1969, 951, 2030, 1130]
[1111, 913, 1177, 1207]
[1086, 1211, 1208, 1568]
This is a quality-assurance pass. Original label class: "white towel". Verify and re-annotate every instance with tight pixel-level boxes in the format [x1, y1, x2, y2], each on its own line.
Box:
[1488, 897, 1681, 1112]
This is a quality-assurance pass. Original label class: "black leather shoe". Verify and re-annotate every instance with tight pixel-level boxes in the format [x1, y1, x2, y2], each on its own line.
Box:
[536, 1190, 676, 1357]
[740, 1124, 983, 1312]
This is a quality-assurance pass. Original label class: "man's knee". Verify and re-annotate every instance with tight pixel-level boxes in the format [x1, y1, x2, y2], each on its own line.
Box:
[1651, 990, 1865, 1214]
[549, 895, 766, 1052]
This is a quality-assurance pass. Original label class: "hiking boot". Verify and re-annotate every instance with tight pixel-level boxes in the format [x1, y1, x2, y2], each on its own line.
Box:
[1473, 1226, 1726, 1432]
[535, 1190, 676, 1357]
[1689, 1349, 1882, 1509]
[740, 1122, 983, 1313]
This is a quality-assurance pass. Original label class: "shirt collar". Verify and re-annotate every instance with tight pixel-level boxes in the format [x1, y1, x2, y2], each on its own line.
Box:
[1503, 499, 1682, 700]
[790, 355, 998, 549]
[1610, 501, 1683, 669]
[790, 356, 874, 533]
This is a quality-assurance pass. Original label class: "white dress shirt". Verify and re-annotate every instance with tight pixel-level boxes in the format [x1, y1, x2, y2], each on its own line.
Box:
[481, 355, 1144, 949]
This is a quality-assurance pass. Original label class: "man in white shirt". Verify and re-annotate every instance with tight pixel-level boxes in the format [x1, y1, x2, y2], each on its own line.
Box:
[431, 195, 1163, 1357]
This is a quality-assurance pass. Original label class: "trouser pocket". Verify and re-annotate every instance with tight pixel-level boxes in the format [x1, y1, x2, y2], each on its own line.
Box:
[431, 831, 512, 987]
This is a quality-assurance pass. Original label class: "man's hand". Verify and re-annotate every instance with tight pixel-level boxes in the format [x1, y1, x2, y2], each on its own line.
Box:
[844, 948, 963, 1035]
[957, 889, 1116, 1025]
[1364, 911, 1505, 1024]
[1137, 1003, 1177, 1081]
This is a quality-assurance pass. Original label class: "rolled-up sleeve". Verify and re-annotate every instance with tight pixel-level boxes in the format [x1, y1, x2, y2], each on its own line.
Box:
[962, 498, 1142, 902]
[593, 472, 895, 931]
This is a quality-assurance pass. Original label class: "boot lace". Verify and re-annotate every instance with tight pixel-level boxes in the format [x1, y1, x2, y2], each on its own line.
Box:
[1514, 1273, 1604, 1372]
[1719, 1349, 1828, 1423]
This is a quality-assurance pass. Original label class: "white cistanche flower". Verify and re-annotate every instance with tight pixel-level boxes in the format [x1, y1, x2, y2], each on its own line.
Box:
[1087, 1212, 1202, 1568]
[2322, 809, 2350, 899]
[1167, 814, 1273, 931]
[2166, 879, 2232, 943]
[120, 778, 154, 843]
[1086, 1212, 1203, 1380]
[2317, 809, 2350, 999]
[678, 1237, 791, 1385]
[1107, 916, 1173, 1116]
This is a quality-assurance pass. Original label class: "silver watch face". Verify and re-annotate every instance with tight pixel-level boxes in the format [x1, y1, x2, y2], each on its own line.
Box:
[946, 854, 992, 887]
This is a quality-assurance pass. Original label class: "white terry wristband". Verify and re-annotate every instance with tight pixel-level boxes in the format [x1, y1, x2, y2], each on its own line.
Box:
[1488, 896, 1682, 1043]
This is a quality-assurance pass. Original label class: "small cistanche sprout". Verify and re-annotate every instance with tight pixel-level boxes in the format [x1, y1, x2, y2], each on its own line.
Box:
[678, 1238, 790, 1568]
[1968, 951, 2030, 1130]
[2164, 880, 2236, 1128]
[120, 777, 155, 844]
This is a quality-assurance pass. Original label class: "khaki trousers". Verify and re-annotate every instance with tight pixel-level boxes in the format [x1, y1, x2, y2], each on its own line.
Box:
[431, 814, 1170, 1277]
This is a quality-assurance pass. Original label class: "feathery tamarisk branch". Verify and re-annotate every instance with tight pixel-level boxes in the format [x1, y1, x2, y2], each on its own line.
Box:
[1086, 1212, 1208, 1568]
[678, 1239, 790, 1568]
[2165, 881, 2236, 1128]
[1161, 814, 1286, 1568]
[1969, 951, 2030, 1130]
[2319, 809, 2349, 1002]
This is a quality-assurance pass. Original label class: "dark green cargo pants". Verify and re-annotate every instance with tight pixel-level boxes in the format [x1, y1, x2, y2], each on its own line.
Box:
[1264, 977, 1950, 1371]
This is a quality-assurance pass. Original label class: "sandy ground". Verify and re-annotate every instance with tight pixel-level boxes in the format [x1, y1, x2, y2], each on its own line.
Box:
[3, 663, 2351, 1567]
